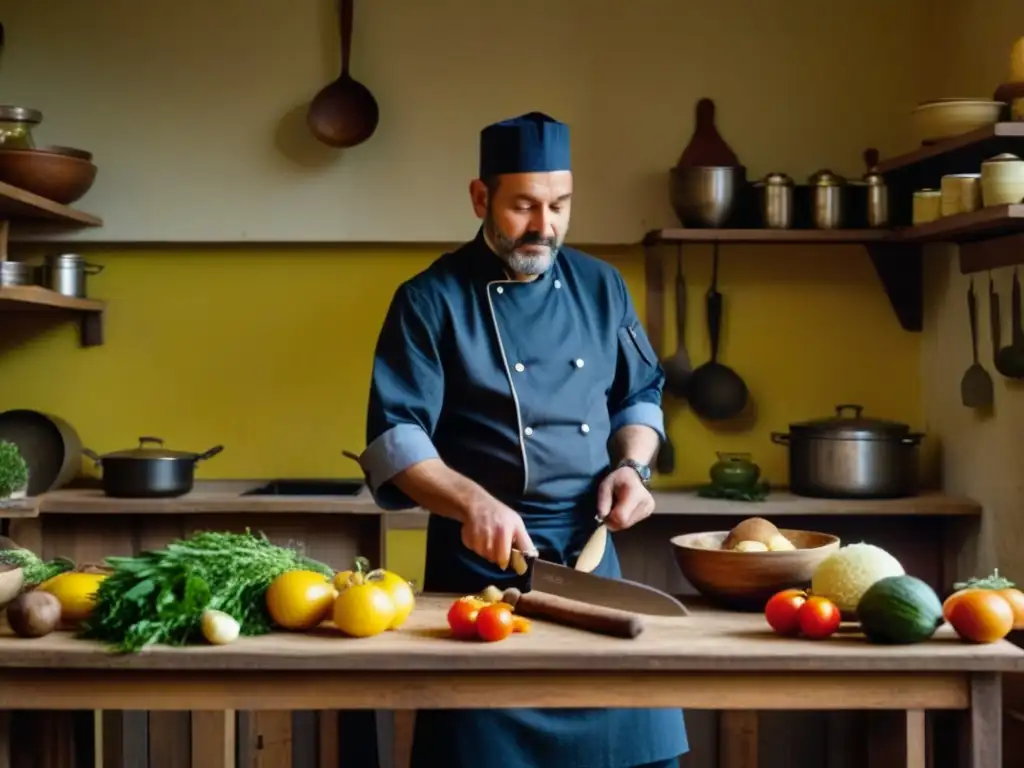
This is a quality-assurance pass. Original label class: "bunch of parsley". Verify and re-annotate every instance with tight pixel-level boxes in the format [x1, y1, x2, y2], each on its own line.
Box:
[79, 529, 333, 653]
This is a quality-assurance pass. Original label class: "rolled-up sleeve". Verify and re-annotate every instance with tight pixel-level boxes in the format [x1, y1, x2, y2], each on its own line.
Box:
[608, 276, 666, 442]
[361, 283, 445, 509]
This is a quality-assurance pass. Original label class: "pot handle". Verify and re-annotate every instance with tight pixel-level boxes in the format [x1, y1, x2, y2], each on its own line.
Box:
[835, 404, 864, 418]
[81, 447, 102, 466]
[770, 432, 790, 445]
[341, 449, 362, 464]
[901, 433, 925, 445]
[196, 445, 224, 462]
[138, 436, 165, 448]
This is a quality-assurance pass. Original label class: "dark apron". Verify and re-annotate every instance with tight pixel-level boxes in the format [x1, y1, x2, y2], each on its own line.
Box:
[411, 512, 689, 768]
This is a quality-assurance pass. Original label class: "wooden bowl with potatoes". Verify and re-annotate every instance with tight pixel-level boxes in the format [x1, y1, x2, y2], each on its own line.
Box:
[670, 517, 840, 611]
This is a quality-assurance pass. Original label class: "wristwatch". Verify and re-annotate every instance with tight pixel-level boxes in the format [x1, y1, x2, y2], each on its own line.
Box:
[617, 458, 652, 487]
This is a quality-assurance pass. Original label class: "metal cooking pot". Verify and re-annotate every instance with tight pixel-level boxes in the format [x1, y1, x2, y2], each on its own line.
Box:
[770, 404, 923, 499]
[82, 437, 224, 498]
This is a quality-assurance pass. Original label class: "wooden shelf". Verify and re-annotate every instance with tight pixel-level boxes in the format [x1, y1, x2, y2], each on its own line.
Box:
[876, 122, 1024, 175]
[643, 228, 887, 246]
[0, 181, 102, 227]
[0, 286, 105, 347]
[892, 204, 1024, 244]
[642, 205, 1024, 333]
[0, 181, 106, 348]
[650, 490, 982, 517]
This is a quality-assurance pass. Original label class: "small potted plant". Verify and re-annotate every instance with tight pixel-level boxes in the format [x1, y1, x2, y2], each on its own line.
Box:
[0, 441, 29, 502]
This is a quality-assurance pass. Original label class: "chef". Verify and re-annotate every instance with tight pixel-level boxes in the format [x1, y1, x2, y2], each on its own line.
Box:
[359, 111, 688, 768]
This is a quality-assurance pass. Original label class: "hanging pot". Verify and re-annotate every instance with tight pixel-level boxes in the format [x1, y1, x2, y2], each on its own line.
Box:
[82, 437, 224, 498]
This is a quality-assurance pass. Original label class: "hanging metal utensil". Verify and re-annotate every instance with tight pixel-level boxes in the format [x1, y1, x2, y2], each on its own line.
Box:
[662, 245, 693, 398]
[685, 244, 749, 420]
[960, 278, 994, 408]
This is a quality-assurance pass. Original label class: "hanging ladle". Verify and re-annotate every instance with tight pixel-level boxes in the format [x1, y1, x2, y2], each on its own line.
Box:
[995, 268, 1024, 379]
[960, 278, 994, 408]
[662, 245, 693, 398]
[307, 0, 380, 148]
[685, 244, 749, 420]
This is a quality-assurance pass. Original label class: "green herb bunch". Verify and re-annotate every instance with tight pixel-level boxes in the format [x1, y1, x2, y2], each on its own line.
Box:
[0, 440, 29, 499]
[0, 548, 73, 586]
[79, 529, 333, 653]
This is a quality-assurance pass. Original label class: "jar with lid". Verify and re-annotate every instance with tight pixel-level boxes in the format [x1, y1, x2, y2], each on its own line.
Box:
[754, 172, 794, 229]
[808, 169, 846, 229]
[43, 254, 104, 299]
[0, 106, 42, 150]
[862, 167, 889, 227]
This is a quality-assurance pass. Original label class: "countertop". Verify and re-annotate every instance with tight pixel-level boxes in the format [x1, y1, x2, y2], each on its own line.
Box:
[16, 482, 982, 519]
[0, 596, 1015, 674]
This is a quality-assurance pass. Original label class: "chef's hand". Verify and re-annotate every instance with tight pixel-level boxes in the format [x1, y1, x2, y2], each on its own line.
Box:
[461, 500, 537, 571]
[596, 466, 655, 532]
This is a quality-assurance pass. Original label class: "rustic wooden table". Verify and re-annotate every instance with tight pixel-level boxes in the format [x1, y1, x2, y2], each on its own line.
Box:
[0, 596, 1016, 768]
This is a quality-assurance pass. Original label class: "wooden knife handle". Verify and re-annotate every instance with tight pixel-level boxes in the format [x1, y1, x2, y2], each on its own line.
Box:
[502, 588, 645, 639]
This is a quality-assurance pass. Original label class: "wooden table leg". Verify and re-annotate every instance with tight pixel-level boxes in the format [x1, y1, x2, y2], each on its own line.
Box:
[867, 710, 927, 768]
[965, 673, 1001, 768]
[718, 711, 757, 768]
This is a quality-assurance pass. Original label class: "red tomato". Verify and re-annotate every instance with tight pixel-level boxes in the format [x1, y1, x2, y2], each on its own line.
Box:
[798, 596, 841, 640]
[476, 604, 515, 642]
[447, 598, 482, 639]
[764, 589, 807, 636]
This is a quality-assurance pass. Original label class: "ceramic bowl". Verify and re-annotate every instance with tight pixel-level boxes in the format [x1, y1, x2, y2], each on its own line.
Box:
[910, 99, 1003, 145]
[0, 148, 97, 204]
[670, 529, 840, 612]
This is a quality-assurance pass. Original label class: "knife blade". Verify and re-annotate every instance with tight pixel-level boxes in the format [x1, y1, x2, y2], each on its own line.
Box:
[574, 520, 608, 573]
[511, 549, 689, 617]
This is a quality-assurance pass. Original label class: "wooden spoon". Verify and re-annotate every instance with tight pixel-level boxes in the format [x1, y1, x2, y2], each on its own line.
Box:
[307, 0, 380, 148]
[960, 279, 994, 408]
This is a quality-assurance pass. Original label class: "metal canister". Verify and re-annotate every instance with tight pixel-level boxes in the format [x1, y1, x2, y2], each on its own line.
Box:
[755, 172, 794, 229]
[43, 253, 104, 298]
[863, 167, 889, 227]
[0, 262, 34, 287]
[808, 169, 846, 229]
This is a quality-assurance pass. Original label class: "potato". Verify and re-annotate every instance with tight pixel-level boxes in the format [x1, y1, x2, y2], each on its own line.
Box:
[723, 517, 780, 550]
[767, 533, 797, 551]
[733, 540, 769, 552]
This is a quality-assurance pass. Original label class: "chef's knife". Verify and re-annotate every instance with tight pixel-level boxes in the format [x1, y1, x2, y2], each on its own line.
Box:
[510, 549, 689, 617]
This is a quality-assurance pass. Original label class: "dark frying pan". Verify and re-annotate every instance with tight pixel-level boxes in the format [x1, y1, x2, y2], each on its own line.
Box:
[0, 409, 83, 495]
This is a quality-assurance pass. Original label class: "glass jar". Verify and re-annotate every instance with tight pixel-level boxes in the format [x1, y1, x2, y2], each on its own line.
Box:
[0, 106, 43, 149]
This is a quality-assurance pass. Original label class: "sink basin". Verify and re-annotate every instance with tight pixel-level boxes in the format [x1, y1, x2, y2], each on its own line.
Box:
[241, 478, 365, 496]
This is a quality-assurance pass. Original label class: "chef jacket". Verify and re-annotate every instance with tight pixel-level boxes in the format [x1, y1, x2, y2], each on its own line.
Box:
[361, 228, 665, 521]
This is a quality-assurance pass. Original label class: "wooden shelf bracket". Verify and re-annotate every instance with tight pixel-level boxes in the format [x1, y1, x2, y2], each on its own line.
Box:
[864, 242, 924, 333]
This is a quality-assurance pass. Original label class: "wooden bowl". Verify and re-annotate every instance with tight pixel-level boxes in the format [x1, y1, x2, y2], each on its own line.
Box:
[0, 148, 97, 204]
[670, 529, 840, 612]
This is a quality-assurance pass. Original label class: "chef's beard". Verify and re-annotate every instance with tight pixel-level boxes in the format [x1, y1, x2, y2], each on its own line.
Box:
[485, 214, 562, 277]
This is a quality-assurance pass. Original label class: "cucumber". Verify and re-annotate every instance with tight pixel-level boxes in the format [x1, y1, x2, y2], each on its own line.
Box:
[856, 574, 944, 644]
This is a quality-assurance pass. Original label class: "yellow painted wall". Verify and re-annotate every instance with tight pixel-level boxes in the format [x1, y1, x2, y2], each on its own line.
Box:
[0, 1, 938, 584]
[0, 240, 922, 583]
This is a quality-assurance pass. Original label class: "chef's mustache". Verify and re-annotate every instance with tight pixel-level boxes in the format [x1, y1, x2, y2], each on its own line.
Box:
[516, 232, 557, 249]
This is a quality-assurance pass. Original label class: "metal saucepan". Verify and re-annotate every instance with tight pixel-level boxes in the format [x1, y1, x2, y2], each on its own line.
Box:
[771, 404, 923, 499]
[82, 437, 224, 498]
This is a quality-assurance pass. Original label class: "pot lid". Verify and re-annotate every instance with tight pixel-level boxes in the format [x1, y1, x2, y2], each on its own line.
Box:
[788, 404, 911, 439]
[102, 437, 201, 460]
[808, 169, 845, 187]
[756, 172, 794, 187]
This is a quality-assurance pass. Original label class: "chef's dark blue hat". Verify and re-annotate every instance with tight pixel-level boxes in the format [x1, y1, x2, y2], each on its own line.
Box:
[479, 112, 571, 178]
